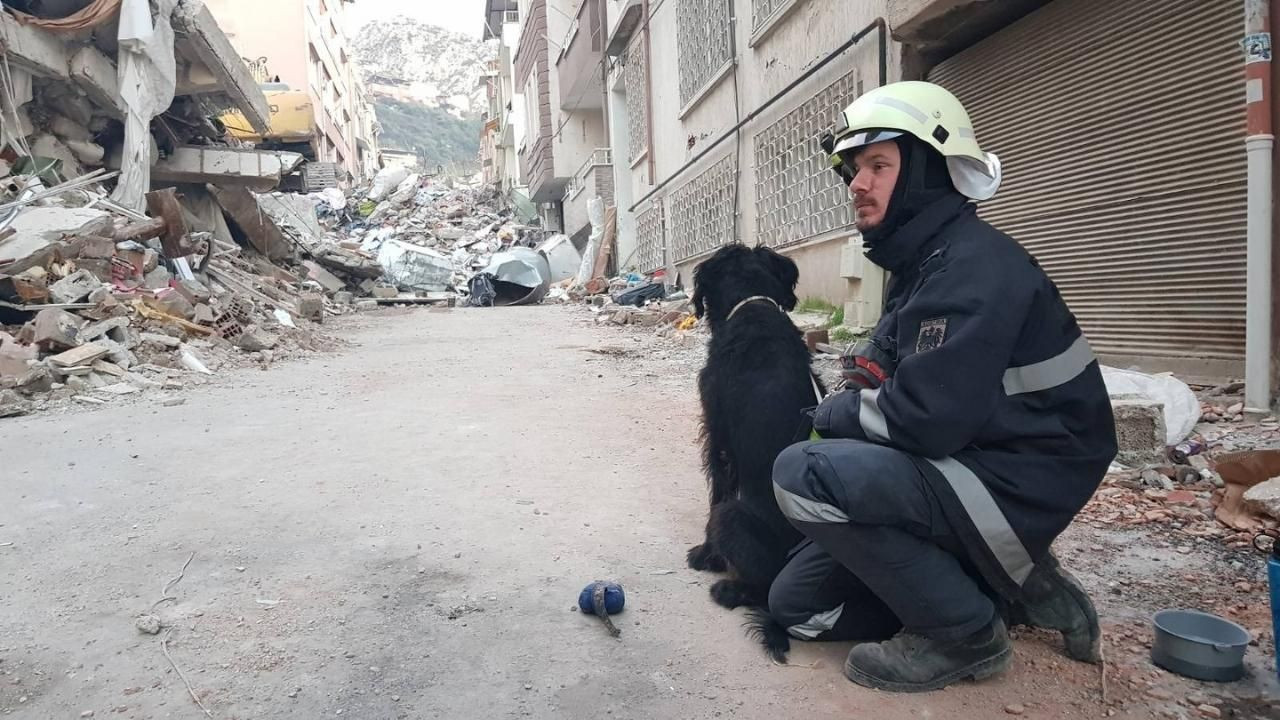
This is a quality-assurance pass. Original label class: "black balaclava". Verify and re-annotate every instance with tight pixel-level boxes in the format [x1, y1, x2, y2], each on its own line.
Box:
[860, 135, 962, 272]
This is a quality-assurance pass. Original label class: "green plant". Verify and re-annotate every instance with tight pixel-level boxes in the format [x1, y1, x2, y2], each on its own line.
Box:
[830, 326, 864, 345]
[830, 306, 845, 327]
[795, 297, 838, 315]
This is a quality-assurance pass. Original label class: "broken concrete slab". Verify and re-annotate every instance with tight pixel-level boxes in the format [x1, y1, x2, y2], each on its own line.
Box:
[140, 332, 181, 349]
[68, 45, 124, 118]
[257, 193, 323, 242]
[91, 360, 127, 378]
[33, 308, 85, 350]
[96, 382, 140, 396]
[234, 327, 276, 353]
[47, 342, 110, 368]
[172, 0, 272, 134]
[209, 185, 293, 260]
[79, 316, 131, 343]
[48, 269, 102, 304]
[0, 10, 70, 80]
[1243, 477, 1280, 521]
[333, 291, 354, 305]
[302, 261, 346, 293]
[145, 147, 304, 191]
[371, 287, 400, 299]
[0, 389, 31, 418]
[0, 206, 113, 264]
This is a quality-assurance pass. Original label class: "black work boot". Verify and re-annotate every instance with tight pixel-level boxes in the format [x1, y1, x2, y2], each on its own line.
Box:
[843, 614, 1012, 693]
[1008, 552, 1101, 664]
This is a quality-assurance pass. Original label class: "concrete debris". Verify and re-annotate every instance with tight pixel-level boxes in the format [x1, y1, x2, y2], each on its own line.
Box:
[1242, 477, 1280, 522]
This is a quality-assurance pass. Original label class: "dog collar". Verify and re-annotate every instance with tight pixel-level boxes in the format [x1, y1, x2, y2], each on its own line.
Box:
[726, 295, 781, 321]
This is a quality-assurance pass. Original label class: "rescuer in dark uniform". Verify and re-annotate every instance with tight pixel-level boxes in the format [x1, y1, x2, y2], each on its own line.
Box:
[767, 81, 1119, 693]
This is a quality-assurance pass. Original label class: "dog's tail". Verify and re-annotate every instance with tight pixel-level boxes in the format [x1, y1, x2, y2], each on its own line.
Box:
[743, 607, 791, 663]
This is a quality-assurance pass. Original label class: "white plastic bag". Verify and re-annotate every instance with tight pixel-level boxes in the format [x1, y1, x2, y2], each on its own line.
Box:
[1101, 366, 1199, 446]
[366, 167, 411, 201]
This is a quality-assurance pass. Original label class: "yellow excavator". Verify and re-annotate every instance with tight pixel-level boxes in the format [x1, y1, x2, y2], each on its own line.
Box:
[217, 58, 337, 190]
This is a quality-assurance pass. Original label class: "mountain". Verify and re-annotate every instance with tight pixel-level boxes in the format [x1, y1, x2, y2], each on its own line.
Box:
[352, 16, 496, 173]
[374, 98, 483, 173]
[352, 17, 496, 115]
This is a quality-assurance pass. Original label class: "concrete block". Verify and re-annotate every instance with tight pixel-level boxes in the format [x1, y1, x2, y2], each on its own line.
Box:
[1112, 398, 1166, 467]
[48, 269, 100, 303]
[371, 287, 399, 299]
[296, 294, 324, 322]
[68, 46, 123, 118]
[33, 308, 85, 350]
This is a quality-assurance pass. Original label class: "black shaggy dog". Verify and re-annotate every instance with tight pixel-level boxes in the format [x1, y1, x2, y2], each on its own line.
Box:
[686, 243, 824, 660]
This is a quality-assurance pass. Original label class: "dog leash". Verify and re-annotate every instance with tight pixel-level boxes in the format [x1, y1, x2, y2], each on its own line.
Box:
[726, 295, 781, 321]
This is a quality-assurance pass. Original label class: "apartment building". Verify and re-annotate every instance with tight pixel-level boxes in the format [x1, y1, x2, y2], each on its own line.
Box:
[502, 0, 616, 247]
[599, 0, 1280, 404]
[205, 0, 381, 183]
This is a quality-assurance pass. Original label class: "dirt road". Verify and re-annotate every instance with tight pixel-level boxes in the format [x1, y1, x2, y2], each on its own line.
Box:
[2, 307, 1276, 719]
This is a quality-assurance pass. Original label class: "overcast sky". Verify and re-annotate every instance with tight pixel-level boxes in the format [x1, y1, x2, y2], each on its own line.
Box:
[345, 0, 488, 38]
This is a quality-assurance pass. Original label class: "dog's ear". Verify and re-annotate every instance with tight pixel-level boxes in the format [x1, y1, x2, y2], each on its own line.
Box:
[754, 246, 799, 311]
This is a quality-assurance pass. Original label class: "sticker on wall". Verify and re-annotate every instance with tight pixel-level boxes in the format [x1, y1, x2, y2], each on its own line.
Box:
[1243, 33, 1272, 64]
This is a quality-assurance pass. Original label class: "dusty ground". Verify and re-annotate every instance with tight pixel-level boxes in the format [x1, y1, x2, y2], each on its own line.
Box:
[2, 306, 1278, 719]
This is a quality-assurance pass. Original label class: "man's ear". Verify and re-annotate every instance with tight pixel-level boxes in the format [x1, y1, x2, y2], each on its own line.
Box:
[755, 245, 798, 311]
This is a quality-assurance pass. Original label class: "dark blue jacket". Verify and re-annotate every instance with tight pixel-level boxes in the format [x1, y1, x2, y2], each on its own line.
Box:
[813, 194, 1118, 597]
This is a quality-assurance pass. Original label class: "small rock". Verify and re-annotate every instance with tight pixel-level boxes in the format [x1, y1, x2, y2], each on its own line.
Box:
[287, 689, 299, 699]
[1197, 705, 1222, 719]
[81, 711, 95, 718]
[1147, 687, 1173, 700]
[391, 695, 400, 702]
[1227, 402, 1244, 416]
[1004, 704, 1026, 715]
[1166, 490, 1197, 505]
[1235, 582, 1252, 592]
[1142, 469, 1175, 491]
[524, 683, 533, 690]
[134, 614, 161, 635]
[162, 397, 186, 407]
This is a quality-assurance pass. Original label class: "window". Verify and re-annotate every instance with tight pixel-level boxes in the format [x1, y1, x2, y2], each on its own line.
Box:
[622, 40, 648, 162]
[751, 0, 794, 31]
[523, 73, 540, 144]
[753, 69, 862, 248]
[668, 153, 737, 262]
[677, 0, 733, 109]
[636, 202, 666, 273]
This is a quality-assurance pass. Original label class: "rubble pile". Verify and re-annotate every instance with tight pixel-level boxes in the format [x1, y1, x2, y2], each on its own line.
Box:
[283, 167, 560, 304]
[0, 172, 345, 418]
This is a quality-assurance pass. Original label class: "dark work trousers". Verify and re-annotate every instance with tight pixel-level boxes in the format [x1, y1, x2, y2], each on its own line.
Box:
[768, 439, 996, 642]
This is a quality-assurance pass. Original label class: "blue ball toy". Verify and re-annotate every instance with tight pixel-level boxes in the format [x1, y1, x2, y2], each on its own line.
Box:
[578, 581, 625, 615]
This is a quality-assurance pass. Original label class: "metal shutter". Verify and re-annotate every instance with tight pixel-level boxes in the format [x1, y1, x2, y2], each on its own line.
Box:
[927, 0, 1246, 367]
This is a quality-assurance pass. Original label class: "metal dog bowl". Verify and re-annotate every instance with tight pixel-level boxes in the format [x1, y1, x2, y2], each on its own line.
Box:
[1151, 609, 1251, 682]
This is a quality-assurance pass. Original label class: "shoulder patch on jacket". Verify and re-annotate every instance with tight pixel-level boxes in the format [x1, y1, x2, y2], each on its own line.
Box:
[916, 318, 948, 352]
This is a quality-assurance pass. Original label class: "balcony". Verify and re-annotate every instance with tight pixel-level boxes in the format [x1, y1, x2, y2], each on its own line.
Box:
[562, 148, 614, 236]
[556, 0, 605, 112]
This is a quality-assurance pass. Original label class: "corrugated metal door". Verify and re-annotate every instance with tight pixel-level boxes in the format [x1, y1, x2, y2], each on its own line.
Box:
[927, 0, 1246, 367]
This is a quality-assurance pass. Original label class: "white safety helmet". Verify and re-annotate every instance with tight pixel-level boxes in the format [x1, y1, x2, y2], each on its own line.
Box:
[819, 81, 1002, 201]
